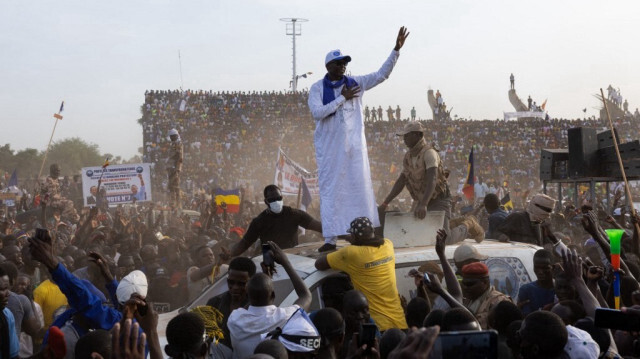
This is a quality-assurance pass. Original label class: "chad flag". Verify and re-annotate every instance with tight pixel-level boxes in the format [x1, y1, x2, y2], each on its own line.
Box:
[215, 188, 240, 213]
[462, 148, 474, 200]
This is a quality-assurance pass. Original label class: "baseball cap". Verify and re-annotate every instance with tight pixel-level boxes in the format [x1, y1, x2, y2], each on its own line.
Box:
[168, 128, 179, 136]
[564, 325, 600, 358]
[395, 121, 425, 136]
[116, 270, 148, 304]
[346, 217, 374, 237]
[325, 49, 352, 65]
[453, 243, 488, 263]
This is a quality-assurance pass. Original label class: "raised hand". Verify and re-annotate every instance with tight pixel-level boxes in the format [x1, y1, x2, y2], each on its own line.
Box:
[88, 252, 114, 282]
[394, 26, 410, 51]
[435, 229, 447, 257]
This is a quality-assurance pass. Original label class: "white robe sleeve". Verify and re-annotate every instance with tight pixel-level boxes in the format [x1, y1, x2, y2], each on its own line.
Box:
[308, 82, 346, 121]
[353, 50, 400, 91]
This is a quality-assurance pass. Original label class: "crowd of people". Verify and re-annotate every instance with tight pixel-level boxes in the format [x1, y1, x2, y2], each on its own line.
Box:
[1, 87, 640, 358]
[138, 90, 640, 214]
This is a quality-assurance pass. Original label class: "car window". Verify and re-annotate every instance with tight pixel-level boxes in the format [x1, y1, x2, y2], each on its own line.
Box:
[187, 267, 301, 310]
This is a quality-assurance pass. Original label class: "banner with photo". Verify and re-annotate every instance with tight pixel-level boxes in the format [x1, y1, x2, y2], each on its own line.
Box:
[82, 163, 153, 207]
[274, 148, 319, 196]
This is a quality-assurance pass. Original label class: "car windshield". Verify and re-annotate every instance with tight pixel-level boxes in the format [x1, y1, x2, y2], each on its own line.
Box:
[185, 260, 304, 310]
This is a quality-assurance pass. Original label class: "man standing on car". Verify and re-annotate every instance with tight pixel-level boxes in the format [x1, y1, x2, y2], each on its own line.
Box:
[227, 185, 322, 257]
[315, 217, 407, 331]
[308, 27, 409, 252]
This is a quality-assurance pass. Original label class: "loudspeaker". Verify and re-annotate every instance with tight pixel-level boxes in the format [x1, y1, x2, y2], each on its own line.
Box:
[568, 127, 598, 178]
[540, 149, 569, 180]
[597, 128, 620, 149]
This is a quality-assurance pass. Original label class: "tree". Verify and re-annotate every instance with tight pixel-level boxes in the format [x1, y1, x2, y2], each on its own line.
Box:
[45, 137, 104, 176]
[13, 149, 43, 180]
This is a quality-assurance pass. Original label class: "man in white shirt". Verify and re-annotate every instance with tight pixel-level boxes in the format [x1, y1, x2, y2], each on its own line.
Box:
[227, 242, 311, 359]
[307, 26, 409, 252]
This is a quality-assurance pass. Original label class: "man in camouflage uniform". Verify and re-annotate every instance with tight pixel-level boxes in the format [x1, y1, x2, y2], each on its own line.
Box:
[166, 128, 183, 208]
[41, 164, 79, 222]
[380, 122, 481, 243]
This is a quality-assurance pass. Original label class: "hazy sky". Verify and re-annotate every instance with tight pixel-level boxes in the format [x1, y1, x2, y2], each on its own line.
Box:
[2, 0, 640, 159]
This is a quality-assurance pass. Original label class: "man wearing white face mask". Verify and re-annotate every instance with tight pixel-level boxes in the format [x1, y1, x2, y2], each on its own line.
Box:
[229, 185, 323, 257]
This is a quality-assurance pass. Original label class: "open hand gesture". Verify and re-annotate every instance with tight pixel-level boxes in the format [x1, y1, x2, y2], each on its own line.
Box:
[435, 229, 447, 257]
[394, 26, 410, 51]
[341, 85, 361, 100]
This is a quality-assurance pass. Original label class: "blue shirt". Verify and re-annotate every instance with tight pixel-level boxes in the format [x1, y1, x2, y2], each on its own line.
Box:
[517, 281, 555, 316]
[1, 307, 20, 359]
[44, 264, 148, 355]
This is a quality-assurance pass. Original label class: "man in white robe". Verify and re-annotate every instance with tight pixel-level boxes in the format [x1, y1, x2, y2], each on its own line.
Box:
[308, 26, 409, 252]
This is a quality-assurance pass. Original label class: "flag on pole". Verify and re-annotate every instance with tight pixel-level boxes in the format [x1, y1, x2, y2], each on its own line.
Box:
[8, 170, 18, 187]
[541, 99, 548, 110]
[102, 157, 110, 168]
[53, 101, 64, 120]
[214, 188, 240, 213]
[501, 192, 514, 211]
[462, 148, 474, 200]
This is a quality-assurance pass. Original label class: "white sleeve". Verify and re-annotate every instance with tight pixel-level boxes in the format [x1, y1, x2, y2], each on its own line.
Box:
[308, 82, 346, 121]
[353, 50, 399, 91]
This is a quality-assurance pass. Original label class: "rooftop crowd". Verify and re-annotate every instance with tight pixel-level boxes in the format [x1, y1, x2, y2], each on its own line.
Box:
[1, 89, 640, 358]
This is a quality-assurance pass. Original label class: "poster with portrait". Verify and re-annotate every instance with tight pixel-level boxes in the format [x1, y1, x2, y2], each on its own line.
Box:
[274, 148, 319, 196]
[82, 163, 153, 207]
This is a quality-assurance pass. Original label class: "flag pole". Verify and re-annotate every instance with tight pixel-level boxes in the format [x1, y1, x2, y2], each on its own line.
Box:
[37, 117, 60, 180]
[296, 180, 302, 209]
[600, 88, 640, 233]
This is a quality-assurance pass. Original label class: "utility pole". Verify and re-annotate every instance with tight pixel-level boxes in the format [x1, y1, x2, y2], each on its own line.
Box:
[280, 18, 308, 92]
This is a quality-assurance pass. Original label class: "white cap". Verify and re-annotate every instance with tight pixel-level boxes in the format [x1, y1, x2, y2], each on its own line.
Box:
[325, 49, 351, 65]
[168, 128, 179, 136]
[453, 243, 488, 263]
[564, 325, 600, 358]
[116, 270, 148, 304]
[263, 309, 320, 353]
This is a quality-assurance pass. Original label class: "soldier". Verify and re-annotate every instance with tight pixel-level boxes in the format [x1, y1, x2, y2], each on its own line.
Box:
[41, 164, 79, 222]
[167, 128, 183, 208]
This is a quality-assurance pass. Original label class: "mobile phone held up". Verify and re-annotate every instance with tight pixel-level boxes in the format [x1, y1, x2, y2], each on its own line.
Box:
[595, 308, 640, 332]
[262, 243, 274, 267]
[358, 323, 377, 352]
[432, 330, 498, 359]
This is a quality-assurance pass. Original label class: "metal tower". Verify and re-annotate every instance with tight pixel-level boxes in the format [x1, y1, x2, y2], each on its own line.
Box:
[280, 18, 308, 92]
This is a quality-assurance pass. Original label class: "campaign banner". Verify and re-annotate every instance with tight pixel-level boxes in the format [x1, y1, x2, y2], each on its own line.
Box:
[82, 163, 152, 207]
[274, 148, 319, 196]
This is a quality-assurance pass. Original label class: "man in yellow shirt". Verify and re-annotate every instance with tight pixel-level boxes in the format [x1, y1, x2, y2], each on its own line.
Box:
[33, 278, 68, 328]
[315, 217, 407, 331]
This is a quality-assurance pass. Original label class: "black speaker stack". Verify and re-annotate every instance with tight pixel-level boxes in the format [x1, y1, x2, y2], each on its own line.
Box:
[540, 127, 640, 180]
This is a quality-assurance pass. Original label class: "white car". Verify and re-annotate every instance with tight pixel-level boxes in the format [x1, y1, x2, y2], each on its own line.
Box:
[156, 238, 540, 355]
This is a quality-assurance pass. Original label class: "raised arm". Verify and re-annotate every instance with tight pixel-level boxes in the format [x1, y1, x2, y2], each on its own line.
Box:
[434, 229, 463, 303]
[270, 241, 311, 311]
[353, 27, 408, 91]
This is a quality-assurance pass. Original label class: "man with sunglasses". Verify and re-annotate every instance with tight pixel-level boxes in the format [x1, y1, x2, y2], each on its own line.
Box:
[308, 27, 409, 252]
[228, 185, 322, 257]
[495, 193, 556, 245]
[460, 262, 511, 329]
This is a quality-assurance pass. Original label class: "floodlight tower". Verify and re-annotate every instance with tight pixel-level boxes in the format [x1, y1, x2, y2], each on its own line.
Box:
[280, 18, 308, 92]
